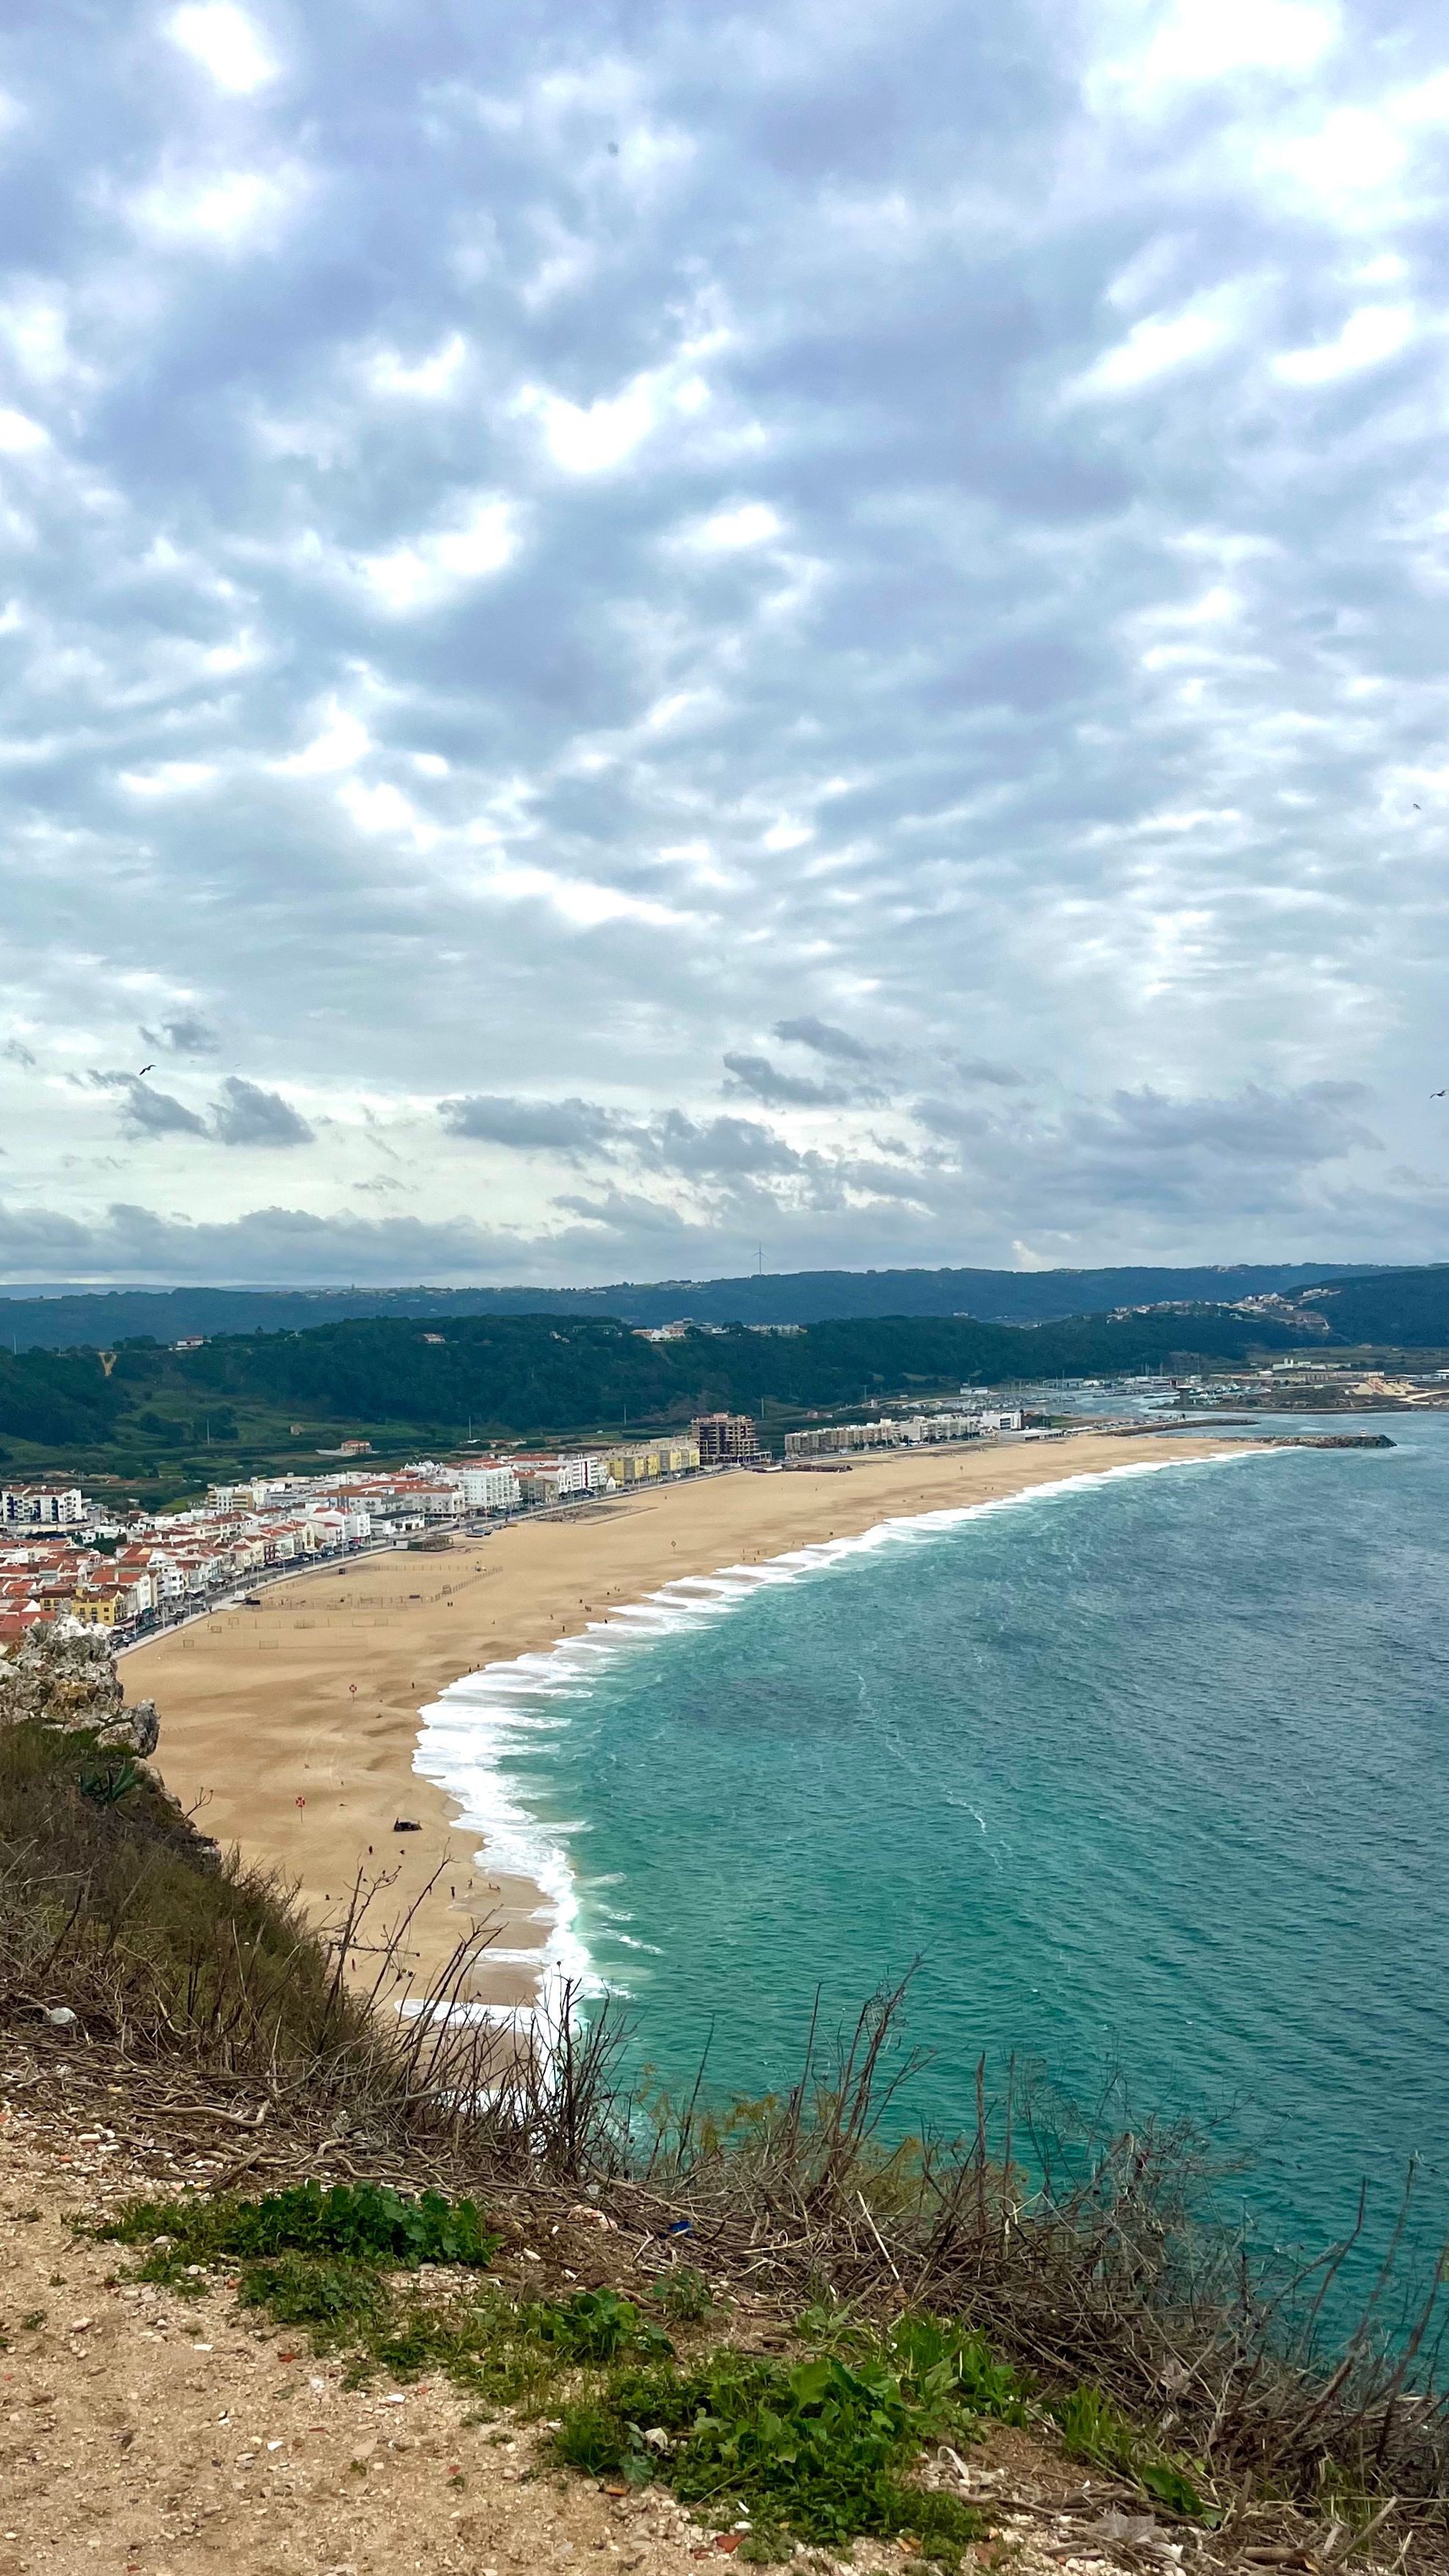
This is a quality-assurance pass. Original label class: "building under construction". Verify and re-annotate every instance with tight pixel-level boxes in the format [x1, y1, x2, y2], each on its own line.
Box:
[690, 1411, 762, 1466]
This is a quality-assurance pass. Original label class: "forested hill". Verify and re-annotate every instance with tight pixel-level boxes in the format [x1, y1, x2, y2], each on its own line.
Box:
[0, 1258, 1379, 1352]
[0, 1303, 1323, 1457]
[1277, 1266, 1449, 1348]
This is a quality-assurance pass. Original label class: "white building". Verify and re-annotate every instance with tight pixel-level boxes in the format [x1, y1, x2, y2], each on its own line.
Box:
[305, 1504, 371, 1545]
[456, 1465, 522, 1513]
[2, 1486, 86, 1527]
[509, 1453, 599, 1506]
[784, 1408, 1021, 1462]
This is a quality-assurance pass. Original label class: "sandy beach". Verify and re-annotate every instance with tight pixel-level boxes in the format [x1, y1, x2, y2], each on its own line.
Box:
[125, 1432, 1258, 2014]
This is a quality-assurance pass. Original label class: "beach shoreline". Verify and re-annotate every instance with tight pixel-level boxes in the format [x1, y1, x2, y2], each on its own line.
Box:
[125, 1432, 1265, 2016]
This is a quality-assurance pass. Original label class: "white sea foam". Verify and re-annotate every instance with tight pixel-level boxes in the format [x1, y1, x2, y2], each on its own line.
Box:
[412, 1445, 1283, 2027]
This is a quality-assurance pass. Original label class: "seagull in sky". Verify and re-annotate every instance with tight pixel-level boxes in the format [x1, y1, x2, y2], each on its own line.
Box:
[137, 1063, 155, 1077]
[1432, 1089, 1445, 1099]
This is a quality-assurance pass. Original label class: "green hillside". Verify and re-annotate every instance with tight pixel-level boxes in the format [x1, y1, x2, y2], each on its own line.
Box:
[148, 1303, 1313, 1420]
[0, 1258, 1380, 1350]
[0, 1302, 1316, 1503]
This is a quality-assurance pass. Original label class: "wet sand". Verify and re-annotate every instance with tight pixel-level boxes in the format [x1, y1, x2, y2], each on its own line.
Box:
[125, 1433, 1258, 2013]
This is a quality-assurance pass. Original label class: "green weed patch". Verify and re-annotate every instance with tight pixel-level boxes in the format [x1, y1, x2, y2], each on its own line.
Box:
[97, 2178, 501, 2276]
[97, 2184, 674, 2396]
[522, 2285, 674, 2365]
[91, 2181, 1200, 2562]
[236, 2251, 391, 2348]
[359, 2285, 671, 2407]
[648, 2264, 715, 2324]
[550, 2340, 996, 2562]
[1051, 2381, 1207, 2520]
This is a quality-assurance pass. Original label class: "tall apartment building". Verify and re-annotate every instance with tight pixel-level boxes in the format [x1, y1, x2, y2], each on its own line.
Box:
[2, 1487, 86, 1527]
[691, 1412, 761, 1466]
[456, 1464, 522, 1513]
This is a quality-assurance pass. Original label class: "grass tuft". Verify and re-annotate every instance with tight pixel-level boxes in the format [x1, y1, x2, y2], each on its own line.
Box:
[1051, 2382, 1207, 2520]
[649, 2264, 715, 2324]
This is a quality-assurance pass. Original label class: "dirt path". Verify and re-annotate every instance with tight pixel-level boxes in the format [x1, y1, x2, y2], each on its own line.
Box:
[0, 2059, 1228, 2576]
[0, 2102, 718, 2576]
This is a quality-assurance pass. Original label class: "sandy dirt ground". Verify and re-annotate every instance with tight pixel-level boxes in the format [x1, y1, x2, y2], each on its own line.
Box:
[124, 1436, 1258, 2010]
[0, 2059, 1267, 2576]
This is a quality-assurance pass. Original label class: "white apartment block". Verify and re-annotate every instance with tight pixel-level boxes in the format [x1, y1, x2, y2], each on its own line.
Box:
[2, 1487, 86, 1526]
[784, 1409, 1022, 1461]
[456, 1465, 522, 1512]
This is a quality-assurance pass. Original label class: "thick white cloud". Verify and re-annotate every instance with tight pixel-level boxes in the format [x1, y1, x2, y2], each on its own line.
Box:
[1116, 0, 1337, 96]
[167, 6, 280, 97]
[0, 0, 1448, 1284]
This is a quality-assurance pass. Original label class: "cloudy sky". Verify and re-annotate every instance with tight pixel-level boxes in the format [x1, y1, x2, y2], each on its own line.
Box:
[1, 0, 1448, 1286]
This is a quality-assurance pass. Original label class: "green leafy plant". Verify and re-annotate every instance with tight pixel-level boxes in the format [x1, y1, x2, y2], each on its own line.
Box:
[1137, 2457, 1211, 2517]
[552, 2339, 988, 2564]
[521, 2286, 673, 2365]
[883, 2314, 1031, 2424]
[77, 1756, 142, 1808]
[98, 2178, 502, 2273]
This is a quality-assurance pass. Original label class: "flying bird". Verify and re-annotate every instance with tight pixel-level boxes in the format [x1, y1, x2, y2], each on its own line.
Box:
[137, 1063, 155, 1077]
[1432, 1090, 1445, 1099]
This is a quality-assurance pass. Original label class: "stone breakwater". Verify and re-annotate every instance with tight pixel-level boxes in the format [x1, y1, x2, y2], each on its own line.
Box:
[1263, 1432, 1396, 1449]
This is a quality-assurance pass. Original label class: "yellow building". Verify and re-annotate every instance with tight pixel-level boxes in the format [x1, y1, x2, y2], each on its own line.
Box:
[599, 1446, 657, 1485]
[657, 1441, 700, 1475]
[70, 1588, 125, 1628]
[597, 1441, 700, 1486]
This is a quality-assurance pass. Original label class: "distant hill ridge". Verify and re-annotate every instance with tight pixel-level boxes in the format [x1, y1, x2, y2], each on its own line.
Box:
[4, 1267, 1449, 1467]
[0, 1259, 1387, 1353]
[5, 1270, 1449, 1465]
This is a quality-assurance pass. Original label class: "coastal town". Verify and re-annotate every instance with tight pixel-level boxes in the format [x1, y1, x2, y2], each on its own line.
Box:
[6, 1341, 1423, 1655]
[0, 1398, 1026, 1649]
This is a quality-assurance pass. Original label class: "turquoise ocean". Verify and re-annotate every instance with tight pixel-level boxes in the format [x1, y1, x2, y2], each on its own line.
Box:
[416, 1422, 1448, 2316]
